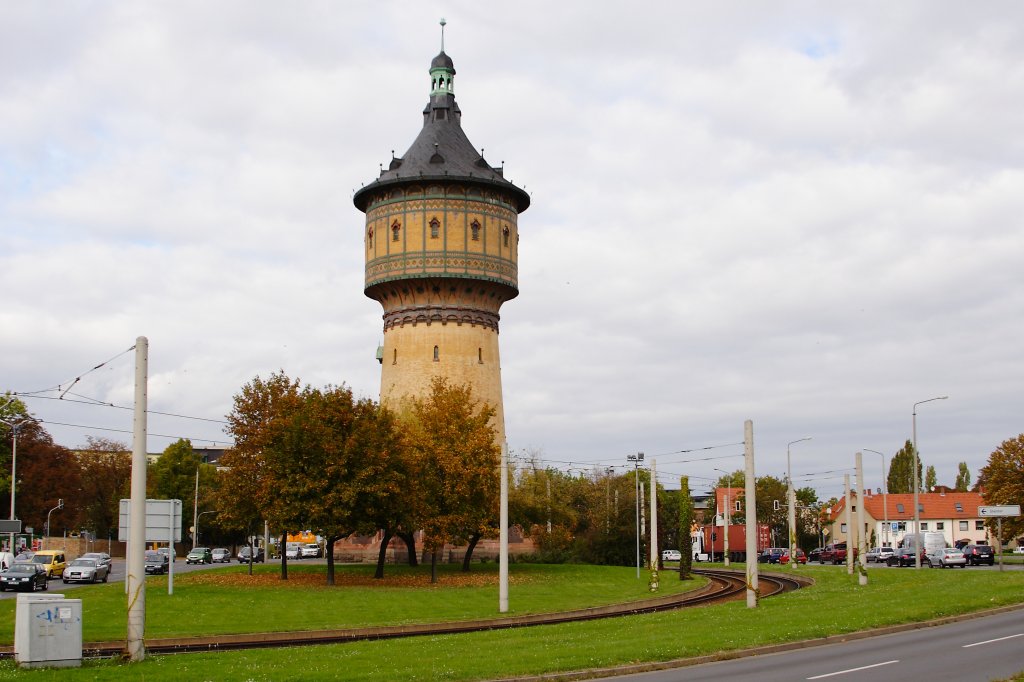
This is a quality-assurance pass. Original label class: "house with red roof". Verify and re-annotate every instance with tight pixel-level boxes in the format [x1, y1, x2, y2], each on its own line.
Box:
[824, 490, 991, 549]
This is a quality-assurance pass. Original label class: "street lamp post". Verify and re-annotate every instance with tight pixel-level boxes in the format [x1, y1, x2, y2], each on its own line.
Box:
[627, 452, 644, 579]
[787, 437, 811, 569]
[714, 468, 732, 566]
[0, 417, 30, 553]
[195, 510, 219, 547]
[45, 499, 64, 542]
[864, 449, 888, 548]
[912, 396, 948, 569]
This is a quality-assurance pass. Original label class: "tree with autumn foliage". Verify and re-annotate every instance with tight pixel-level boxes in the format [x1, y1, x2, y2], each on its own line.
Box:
[223, 372, 307, 578]
[4, 416, 82, 535]
[76, 437, 132, 539]
[148, 438, 218, 546]
[400, 378, 499, 583]
[978, 434, 1024, 542]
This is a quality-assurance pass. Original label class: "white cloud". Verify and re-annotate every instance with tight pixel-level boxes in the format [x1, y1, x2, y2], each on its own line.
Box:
[2, 1, 1023, 498]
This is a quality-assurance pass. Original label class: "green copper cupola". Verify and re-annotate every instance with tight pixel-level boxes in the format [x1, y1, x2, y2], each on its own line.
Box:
[430, 19, 455, 97]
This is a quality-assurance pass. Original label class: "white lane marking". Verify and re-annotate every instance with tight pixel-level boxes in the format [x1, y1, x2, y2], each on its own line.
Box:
[962, 633, 1024, 648]
[806, 660, 900, 679]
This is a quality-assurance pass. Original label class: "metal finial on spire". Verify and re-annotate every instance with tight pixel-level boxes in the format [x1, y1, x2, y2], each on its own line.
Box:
[440, 18, 446, 52]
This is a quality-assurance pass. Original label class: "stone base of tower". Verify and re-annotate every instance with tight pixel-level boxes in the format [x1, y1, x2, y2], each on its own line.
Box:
[329, 529, 535, 565]
[379, 320, 506, 444]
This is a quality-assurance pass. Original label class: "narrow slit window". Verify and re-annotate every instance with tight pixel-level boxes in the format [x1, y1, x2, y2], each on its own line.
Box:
[503, 226, 510, 246]
[367, 227, 374, 248]
[433, 345, 439, 362]
[471, 219, 480, 241]
[478, 348, 483, 364]
[392, 220, 401, 241]
[430, 217, 440, 239]
[392, 349, 397, 365]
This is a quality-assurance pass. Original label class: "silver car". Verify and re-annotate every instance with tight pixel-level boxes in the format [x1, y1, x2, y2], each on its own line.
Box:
[865, 547, 894, 563]
[62, 557, 110, 583]
[926, 547, 967, 569]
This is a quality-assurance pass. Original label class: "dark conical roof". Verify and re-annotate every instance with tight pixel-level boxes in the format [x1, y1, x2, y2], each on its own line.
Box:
[354, 52, 529, 213]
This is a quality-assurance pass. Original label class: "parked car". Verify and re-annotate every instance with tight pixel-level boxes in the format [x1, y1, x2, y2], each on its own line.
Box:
[887, 546, 922, 567]
[80, 552, 112, 570]
[285, 544, 301, 560]
[145, 550, 169, 575]
[31, 550, 67, 579]
[186, 547, 213, 565]
[757, 548, 787, 564]
[62, 557, 110, 583]
[0, 563, 48, 592]
[1014, 546, 1024, 555]
[820, 543, 855, 565]
[865, 547, 894, 563]
[807, 547, 824, 563]
[962, 544, 995, 566]
[301, 543, 322, 559]
[211, 548, 231, 563]
[780, 549, 807, 565]
[237, 546, 265, 563]
[926, 547, 967, 569]
[661, 549, 682, 562]
[157, 547, 176, 562]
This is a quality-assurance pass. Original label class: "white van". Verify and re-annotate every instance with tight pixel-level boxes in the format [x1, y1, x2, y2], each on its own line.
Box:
[901, 532, 946, 557]
[0, 552, 14, 571]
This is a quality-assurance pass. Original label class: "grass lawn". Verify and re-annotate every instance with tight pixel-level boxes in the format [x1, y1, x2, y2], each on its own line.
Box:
[0, 563, 1022, 681]
[0, 562, 704, 644]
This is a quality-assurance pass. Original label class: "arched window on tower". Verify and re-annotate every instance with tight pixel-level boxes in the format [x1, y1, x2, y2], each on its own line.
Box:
[392, 349, 397, 365]
[392, 220, 401, 242]
[503, 226, 510, 247]
[478, 347, 483, 364]
[430, 217, 440, 239]
[433, 345, 439, 362]
[471, 219, 481, 241]
[367, 227, 374, 249]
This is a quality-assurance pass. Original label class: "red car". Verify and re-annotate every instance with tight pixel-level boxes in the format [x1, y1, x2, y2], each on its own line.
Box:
[780, 549, 807, 565]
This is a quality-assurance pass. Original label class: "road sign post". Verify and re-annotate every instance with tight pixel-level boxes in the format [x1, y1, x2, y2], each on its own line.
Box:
[978, 506, 1021, 572]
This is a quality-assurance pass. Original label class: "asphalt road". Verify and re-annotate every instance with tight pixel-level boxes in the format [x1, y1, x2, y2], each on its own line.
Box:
[612, 606, 1024, 681]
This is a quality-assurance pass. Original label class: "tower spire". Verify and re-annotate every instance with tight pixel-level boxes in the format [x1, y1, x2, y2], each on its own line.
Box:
[440, 17, 446, 52]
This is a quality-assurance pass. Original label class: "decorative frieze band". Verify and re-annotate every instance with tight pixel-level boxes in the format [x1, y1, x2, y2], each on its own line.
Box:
[382, 305, 501, 332]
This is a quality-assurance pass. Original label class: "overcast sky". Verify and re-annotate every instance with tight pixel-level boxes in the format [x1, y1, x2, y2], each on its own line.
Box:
[3, 2, 1022, 500]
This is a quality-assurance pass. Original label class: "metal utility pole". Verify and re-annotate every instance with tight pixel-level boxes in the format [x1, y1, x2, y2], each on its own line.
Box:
[865, 449, 889, 547]
[856, 452, 867, 585]
[912, 396, 948, 569]
[192, 468, 199, 549]
[0, 416, 29, 553]
[627, 452, 644, 578]
[649, 459, 658, 570]
[844, 473, 854, 575]
[787, 437, 811, 570]
[744, 420, 758, 608]
[499, 441, 509, 613]
[714, 467, 732, 567]
[126, 336, 149, 662]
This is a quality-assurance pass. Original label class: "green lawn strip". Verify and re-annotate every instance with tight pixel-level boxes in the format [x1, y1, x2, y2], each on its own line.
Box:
[1, 566, 1022, 681]
[0, 563, 702, 644]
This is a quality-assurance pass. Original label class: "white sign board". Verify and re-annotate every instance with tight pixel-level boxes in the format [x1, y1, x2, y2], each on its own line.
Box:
[978, 505, 1021, 518]
[117, 499, 182, 542]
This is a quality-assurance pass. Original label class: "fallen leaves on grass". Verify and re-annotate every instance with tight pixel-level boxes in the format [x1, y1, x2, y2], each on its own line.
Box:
[185, 569, 532, 590]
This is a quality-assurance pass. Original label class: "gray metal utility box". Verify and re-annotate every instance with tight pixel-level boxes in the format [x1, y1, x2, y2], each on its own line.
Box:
[14, 593, 82, 668]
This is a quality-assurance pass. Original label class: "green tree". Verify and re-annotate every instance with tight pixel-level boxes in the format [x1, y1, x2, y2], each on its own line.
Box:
[148, 438, 217, 547]
[678, 476, 693, 580]
[925, 465, 937, 491]
[978, 434, 1024, 541]
[954, 462, 971, 491]
[887, 440, 921, 494]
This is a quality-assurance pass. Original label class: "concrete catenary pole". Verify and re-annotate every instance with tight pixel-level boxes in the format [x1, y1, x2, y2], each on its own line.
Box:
[649, 459, 658, 570]
[856, 452, 867, 585]
[499, 441, 509, 613]
[844, 473, 854, 575]
[744, 420, 758, 608]
[126, 336, 148, 661]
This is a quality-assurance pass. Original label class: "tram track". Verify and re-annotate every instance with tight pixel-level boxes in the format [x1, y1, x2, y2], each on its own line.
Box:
[2, 568, 809, 659]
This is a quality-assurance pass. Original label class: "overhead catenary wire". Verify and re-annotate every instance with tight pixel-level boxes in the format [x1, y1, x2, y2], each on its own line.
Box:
[35, 419, 231, 447]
